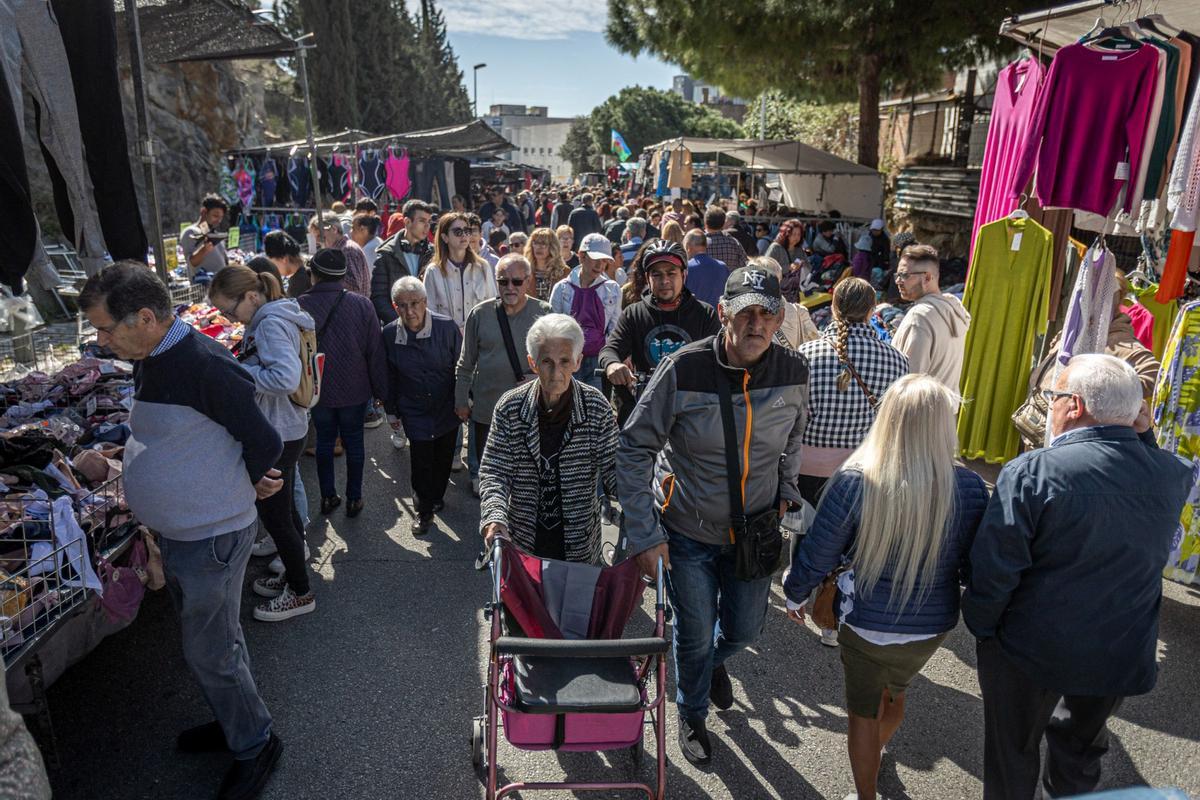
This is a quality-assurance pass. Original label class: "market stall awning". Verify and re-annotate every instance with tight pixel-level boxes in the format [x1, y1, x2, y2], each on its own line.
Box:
[643, 137, 879, 177]
[116, 0, 298, 63]
[356, 120, 514, 157]
[999, 0, 1200, 51]
[643, 137, 882, 218]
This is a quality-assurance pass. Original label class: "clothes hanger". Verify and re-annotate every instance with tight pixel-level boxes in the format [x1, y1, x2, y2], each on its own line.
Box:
[1009, 194, 1030, 220]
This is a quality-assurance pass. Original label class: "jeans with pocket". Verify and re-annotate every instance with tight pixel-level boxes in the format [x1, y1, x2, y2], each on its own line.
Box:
[311, 402, 368, 501]
[159, 521, 272, 760]
[665, 529, 773, 720]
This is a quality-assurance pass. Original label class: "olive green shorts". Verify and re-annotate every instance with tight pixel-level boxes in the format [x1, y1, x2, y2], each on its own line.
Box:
[839, 626, 948, 719]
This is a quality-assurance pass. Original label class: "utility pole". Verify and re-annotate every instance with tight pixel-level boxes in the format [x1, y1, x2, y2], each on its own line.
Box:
[123, 0, 166, 278]
[759, 93, 767, 139]
[473, 63, 487, 118]
[295, 34, 324, 234]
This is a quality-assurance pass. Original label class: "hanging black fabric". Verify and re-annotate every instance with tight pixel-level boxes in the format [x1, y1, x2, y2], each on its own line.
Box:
[0, 61, 37, 291]
[49, 0, 148, 261]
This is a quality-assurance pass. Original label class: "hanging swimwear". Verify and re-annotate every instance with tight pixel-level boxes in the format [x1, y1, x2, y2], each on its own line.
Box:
[219, 162, 239, 207]
[259, 157, 278, 206]
[315, 156, 334, 200]
[288, 156, 310, 208]
[234, 158, 256, 209]
[385, 147, 411, 201]
[358, 148, 387, 200]
[328, 154, 351, 203]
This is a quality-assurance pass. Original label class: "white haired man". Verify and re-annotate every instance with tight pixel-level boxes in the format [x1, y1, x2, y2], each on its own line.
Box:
[964, 354, 1191, 799]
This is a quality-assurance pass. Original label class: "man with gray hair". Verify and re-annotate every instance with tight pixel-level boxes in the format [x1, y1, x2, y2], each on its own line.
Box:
[723, 210, 758, 256]
[620, 216, 648, 260]
[963, 353, 1191, 800]
[567, 192, 603, 242]
[605, 205, 631, 244]
[455, 254, 551, 496]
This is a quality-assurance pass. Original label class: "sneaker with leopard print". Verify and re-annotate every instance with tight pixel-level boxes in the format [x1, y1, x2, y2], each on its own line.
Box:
[253, 586, 315, 622]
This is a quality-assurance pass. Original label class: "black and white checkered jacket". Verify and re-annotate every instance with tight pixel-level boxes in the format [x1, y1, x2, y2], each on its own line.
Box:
[797, 322, 908, 449]
[478, 378, 619, 563]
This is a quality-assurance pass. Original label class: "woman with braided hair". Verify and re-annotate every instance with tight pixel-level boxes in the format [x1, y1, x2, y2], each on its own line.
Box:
[796, 278, 909, 645]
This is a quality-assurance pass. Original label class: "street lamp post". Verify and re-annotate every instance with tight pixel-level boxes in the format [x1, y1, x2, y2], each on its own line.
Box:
[473, 63, 487, 117]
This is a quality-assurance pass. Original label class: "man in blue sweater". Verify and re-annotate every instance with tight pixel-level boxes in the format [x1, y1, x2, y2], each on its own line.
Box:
[963, 354, 1191, 800]
[80, 263, 285, 800]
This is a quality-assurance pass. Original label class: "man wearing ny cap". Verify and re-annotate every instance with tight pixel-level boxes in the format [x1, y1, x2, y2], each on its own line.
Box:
[549, 233, 622, 390]
[600, 239, 719, 425]
[618, 265, 809, 766]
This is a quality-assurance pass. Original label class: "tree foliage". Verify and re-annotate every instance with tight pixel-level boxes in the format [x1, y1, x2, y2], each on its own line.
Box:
[557, 86, 742, 175]
[744, 94, 858, 163]
[606, 0, 1039, 167]
[560, 116, 600, 175]
[277, 0, 471, 134]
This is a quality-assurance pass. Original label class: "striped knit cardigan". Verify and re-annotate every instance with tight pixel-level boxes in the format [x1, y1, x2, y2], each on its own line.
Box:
[478, 378, 619, 563]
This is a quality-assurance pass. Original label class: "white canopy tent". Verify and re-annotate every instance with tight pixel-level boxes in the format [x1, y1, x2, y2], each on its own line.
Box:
[643, 137, 884, 220]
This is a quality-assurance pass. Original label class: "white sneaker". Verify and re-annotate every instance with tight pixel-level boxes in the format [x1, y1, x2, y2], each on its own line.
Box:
[820, 628, 840, 647]
[364, 410, 384, 429]
[253, 574, 287, 598]
[391, 432, 407, 449]
[250, 538, 277, 558]
[269, 542, 311, 574]
[253, 586, 315, 622]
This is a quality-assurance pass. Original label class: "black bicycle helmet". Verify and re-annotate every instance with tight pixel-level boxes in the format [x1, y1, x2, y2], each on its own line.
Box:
[636, 238, 688, 275]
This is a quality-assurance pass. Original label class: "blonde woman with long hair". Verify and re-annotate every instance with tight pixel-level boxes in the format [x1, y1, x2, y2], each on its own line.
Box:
[660, 220, 685, 246]
[524, 227, 569, 301]
[783, 375, 988, 800]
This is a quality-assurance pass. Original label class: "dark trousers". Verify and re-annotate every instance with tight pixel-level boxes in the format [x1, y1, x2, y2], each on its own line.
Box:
[410, 428, 458, 516]
[796, 474, 829, 508]
[977, 637, 1123, 800]
[255, 437, 309, 595]
[473, 421, 490, 466]
[312, 402, 368, 501]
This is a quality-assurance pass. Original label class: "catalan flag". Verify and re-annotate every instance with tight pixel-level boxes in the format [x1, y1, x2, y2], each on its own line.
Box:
[611, 129, 632, 162]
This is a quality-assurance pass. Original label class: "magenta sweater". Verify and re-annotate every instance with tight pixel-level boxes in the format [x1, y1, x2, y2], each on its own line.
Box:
[1010, 44, 1160, 216]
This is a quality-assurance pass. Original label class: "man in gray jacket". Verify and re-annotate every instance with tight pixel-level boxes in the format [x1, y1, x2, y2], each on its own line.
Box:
[618, 265, 809, 766]
[455, 254, 551, 496]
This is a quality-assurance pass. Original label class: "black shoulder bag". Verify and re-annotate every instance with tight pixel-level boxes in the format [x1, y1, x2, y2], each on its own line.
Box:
[494, 300, 527, 384]
[714, 361, 784, 581]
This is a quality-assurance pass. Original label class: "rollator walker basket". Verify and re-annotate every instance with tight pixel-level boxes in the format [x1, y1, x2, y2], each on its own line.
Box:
[471, 538, 668, 799]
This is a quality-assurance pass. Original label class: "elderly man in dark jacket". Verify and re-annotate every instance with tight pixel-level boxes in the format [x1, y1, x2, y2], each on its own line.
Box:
[384, 276, 463, 536]
[963, 353, 1191, 800]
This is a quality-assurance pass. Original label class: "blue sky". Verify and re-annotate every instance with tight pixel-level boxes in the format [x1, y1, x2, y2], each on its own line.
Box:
[440, 3, 680, 118]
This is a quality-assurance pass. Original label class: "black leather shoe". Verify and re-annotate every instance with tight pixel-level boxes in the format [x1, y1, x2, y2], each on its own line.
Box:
[677, 715, 712, 766]
[709, 664, 734, 711]
[345, 498, 364, 518]
[177, 720, 228, 753]
[217, 733, 282, 800]
[320, 496, 341, 515]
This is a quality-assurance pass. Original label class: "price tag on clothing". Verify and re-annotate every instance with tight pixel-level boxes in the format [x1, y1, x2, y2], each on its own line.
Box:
[85, 396, 97, 418]
[1011, 232, 1023, 252]
[1114, 162, 1130, 180]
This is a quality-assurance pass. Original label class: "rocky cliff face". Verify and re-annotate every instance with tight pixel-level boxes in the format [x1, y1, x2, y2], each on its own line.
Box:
[21, 57, 268, 253]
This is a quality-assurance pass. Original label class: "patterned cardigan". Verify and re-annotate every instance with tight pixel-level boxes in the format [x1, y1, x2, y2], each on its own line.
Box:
[478, 378, 619, 563]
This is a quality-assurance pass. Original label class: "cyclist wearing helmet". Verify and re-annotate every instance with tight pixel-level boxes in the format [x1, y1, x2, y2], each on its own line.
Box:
[599, 239, 720, 423]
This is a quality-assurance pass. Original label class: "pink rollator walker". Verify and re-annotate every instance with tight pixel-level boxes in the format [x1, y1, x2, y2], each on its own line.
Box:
[471, 538, 668, 799]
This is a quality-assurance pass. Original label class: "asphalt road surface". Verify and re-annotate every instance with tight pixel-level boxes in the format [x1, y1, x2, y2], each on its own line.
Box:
[43, 427, 1200, 799]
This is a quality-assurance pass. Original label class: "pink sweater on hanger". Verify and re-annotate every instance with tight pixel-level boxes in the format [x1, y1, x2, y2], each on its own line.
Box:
[1010, 43, 1160, 216]
[970, 57, 1046, 262]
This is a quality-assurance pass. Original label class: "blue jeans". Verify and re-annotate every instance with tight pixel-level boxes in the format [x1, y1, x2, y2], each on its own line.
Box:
[666, 530, 773, 720]
[159, 521, 272, 759]
[311, 402, 368, 500]
[574, 355, 601, 390]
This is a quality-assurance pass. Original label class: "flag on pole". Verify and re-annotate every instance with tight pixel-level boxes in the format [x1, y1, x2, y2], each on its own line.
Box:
[611, 129, 632, 162]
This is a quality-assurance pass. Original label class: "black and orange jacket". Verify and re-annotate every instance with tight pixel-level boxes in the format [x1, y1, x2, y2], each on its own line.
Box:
[616, 333, 809, 552]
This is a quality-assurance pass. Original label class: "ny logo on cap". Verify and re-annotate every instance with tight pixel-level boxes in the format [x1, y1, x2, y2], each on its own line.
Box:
[742, 270, 767, 290]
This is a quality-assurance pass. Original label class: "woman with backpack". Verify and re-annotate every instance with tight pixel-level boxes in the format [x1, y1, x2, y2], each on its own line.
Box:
[298, 249, 388, 519]
[782, 375, 988, 800]
[209, 266, 318, 622]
